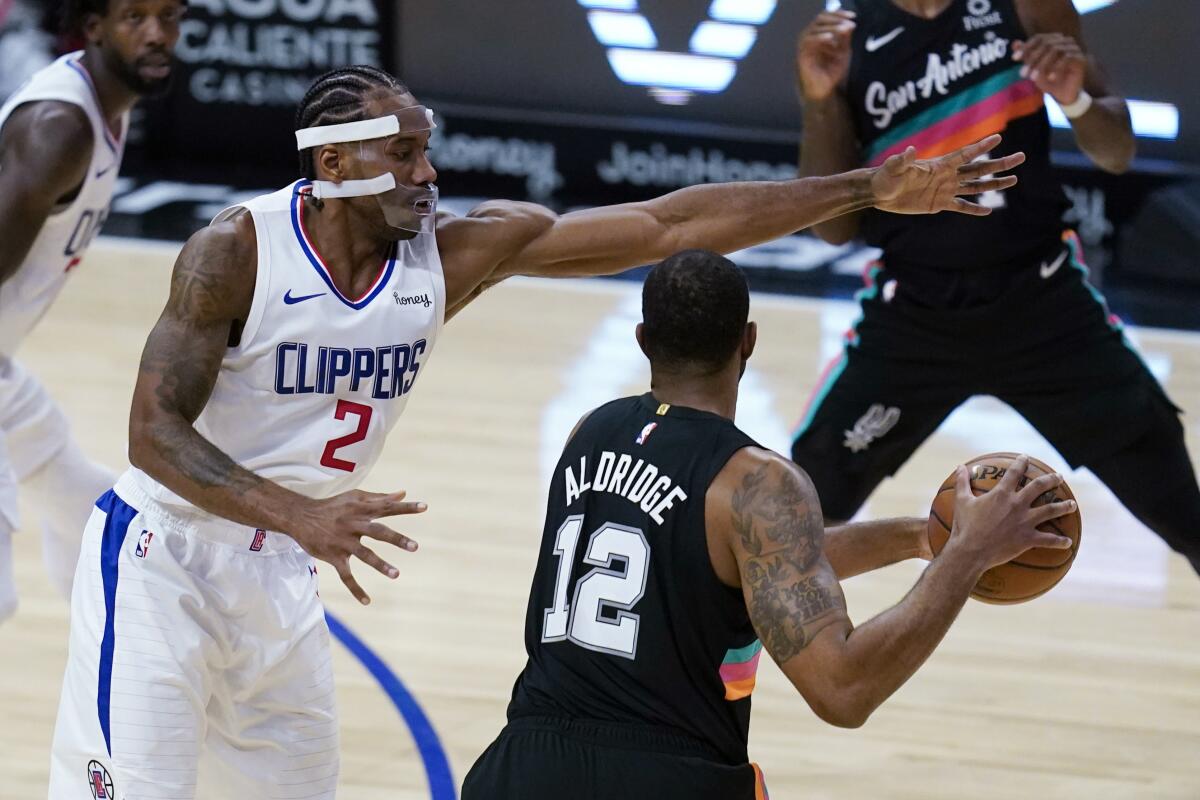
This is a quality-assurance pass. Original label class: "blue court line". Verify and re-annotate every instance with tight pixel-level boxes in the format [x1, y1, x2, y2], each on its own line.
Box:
[326, 611, 458, 800]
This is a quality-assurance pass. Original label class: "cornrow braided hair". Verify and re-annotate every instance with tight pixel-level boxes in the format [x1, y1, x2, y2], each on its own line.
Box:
[295, 65, 410, 180]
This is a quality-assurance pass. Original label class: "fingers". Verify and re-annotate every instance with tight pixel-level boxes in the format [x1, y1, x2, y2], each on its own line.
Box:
[948, 198, 992, 217]
[1017, 471, 1064, 504]
[800, 13, 855, 51]
[953, 134, 1003, 165]
[957, 175, 1018, 196]
[355, 543, 399, 579]
[1015, 34, 1084, 82]
[998, 455, 1029, 492]
[365, 521, 419, 553]
[335, 560, 371, 606]
[367, 491, 428, 518]
[957, 152, 1026, 179]
[1026, 527, 1075, 550]
[954, 464, 973, 504]
[1029, 498, 1078, 527]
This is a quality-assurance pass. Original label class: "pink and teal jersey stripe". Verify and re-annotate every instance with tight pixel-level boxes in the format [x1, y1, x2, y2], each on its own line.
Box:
[866, 66, 1044, 167]
[720, 639, 763, 701]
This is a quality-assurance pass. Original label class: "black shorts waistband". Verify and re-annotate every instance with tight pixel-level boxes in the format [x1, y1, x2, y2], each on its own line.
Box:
[504, 715, 732, 762]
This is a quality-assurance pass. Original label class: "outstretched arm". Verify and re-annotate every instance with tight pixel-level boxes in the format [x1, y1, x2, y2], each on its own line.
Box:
[437, 136, 1024, 312]
[0, 101, 93, 284]
[1015, 0, 1135, 174]
[706, 449, 1073, 727]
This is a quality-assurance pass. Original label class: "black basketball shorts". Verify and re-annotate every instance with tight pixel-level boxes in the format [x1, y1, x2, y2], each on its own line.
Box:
[790, 231, 1183, 520]
[461, 716, 768, 800]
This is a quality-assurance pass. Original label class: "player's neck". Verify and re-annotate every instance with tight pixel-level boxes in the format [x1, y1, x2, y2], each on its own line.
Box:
[79, 48, 140, 125]
[890, 0, 956, 19]
[301, 197, 395, 288]
[648, 370, 739, 421]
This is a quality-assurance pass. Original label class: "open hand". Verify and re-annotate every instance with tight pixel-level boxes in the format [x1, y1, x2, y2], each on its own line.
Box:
[291, 489, 427, 605]
[796, 10, 856, 103]
[870, 134, 1026, 216]
[948, 455, 1075, 570]
[1014, 34, 1087, 106]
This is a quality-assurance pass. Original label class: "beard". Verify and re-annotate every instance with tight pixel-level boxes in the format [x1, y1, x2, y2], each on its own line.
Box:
[104, 46, 175, 97]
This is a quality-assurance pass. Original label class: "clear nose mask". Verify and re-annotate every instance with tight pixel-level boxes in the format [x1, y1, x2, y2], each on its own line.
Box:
[295, 105, 438, 235]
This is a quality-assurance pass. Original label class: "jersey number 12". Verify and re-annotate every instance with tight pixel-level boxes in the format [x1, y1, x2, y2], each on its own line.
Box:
[541, 516, 650, 660]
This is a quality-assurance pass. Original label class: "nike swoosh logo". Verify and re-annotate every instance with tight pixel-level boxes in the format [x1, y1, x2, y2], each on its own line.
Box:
[1039, 250, 1068, 279]
[283, 290, 326, 305]
[95, 163, 116, 179]
[865, 27, 905, 52]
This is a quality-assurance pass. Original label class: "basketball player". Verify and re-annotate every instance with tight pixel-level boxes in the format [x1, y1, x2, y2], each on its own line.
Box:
[49, 66, 1023, 798]
[0, 0, 183, 622]
[791, 0, 1200, 573]
[462, 250, 1075, 799]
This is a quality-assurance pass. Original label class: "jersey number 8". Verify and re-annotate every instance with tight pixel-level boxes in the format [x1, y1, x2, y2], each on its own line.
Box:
[541, 516, 650, 660]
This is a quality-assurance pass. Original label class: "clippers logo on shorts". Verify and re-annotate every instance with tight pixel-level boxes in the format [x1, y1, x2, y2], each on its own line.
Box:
[635, 422, 658, 445]
[87, 760, 114, 799]
[273, 339, 426, 399]
[134, 530, 153, 559]
[250, 529, 267, 552]
[844, 404, 902, 453]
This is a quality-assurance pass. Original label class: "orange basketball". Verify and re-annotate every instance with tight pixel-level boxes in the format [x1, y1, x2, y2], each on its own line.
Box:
[927, 452, 1082, 604]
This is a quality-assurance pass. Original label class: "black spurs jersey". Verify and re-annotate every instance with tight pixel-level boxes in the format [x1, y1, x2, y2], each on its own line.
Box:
[843, 0, 1069, 269]
[507, 394, 762, 765]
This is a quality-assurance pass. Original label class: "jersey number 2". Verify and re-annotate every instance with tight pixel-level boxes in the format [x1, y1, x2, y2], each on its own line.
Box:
[321, 400, 373, 472]
[541, 516, 650, 659]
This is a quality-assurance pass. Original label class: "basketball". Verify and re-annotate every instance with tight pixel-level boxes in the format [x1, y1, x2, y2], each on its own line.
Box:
[927, 453, 1082, 604]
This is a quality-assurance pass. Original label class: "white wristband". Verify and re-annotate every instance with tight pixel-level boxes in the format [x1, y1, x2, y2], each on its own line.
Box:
[1058, 89, 1093, 120]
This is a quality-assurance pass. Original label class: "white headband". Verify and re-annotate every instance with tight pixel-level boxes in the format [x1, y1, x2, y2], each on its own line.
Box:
[295, 107, 437, 151]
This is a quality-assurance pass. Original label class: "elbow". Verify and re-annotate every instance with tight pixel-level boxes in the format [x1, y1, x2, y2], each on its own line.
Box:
[1089, 131, 1136, 176]
[796, 676, 877, 729]
[1100, 143, 1136, 176]
[810, 696, 873, 729]
[127, 412, 161, 473]
[127, 424, 152, 472]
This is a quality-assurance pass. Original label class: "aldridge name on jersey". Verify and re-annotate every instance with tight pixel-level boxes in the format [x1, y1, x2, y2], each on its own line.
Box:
[563, 450, 688, 526]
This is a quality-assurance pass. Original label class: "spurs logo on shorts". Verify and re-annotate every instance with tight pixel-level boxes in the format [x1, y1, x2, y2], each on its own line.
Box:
[844, 404, 901, 453]
[87, 760, 114, 799]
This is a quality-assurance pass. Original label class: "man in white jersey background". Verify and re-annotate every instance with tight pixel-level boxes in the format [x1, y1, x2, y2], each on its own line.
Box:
[0, 0, 183, 622]
[50, 65, 1025, 798]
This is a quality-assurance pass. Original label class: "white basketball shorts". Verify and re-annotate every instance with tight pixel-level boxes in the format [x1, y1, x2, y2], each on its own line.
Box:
[48, 473, 339, 799]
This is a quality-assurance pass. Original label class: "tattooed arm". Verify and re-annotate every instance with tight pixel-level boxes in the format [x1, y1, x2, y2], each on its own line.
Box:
[128, 212, 426, 604]
[128, 212, 294, 528]
[705, 449, 1074, 727]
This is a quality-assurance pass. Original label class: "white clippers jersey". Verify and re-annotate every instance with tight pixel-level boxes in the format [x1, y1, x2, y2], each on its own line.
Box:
[0, 52, 128, 356]
[127, 180, 445, 510]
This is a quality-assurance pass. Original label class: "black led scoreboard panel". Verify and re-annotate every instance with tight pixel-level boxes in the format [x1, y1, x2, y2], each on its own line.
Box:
[397, 0, 1196, 163]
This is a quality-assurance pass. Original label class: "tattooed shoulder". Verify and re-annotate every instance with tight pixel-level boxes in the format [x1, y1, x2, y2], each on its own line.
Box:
[730, 453, 846, 661]
[166, 212, 256, 323]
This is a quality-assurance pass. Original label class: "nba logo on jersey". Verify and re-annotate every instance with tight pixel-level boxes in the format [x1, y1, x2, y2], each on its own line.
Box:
[636, 422, 658, 445]
[250, 529, 267, 552]
[134, 530, 153, 559]
[87, 760, 114, 798]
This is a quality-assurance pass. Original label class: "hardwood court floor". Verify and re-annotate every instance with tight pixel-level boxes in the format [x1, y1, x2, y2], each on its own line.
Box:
[2, 239, 1198, 799]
